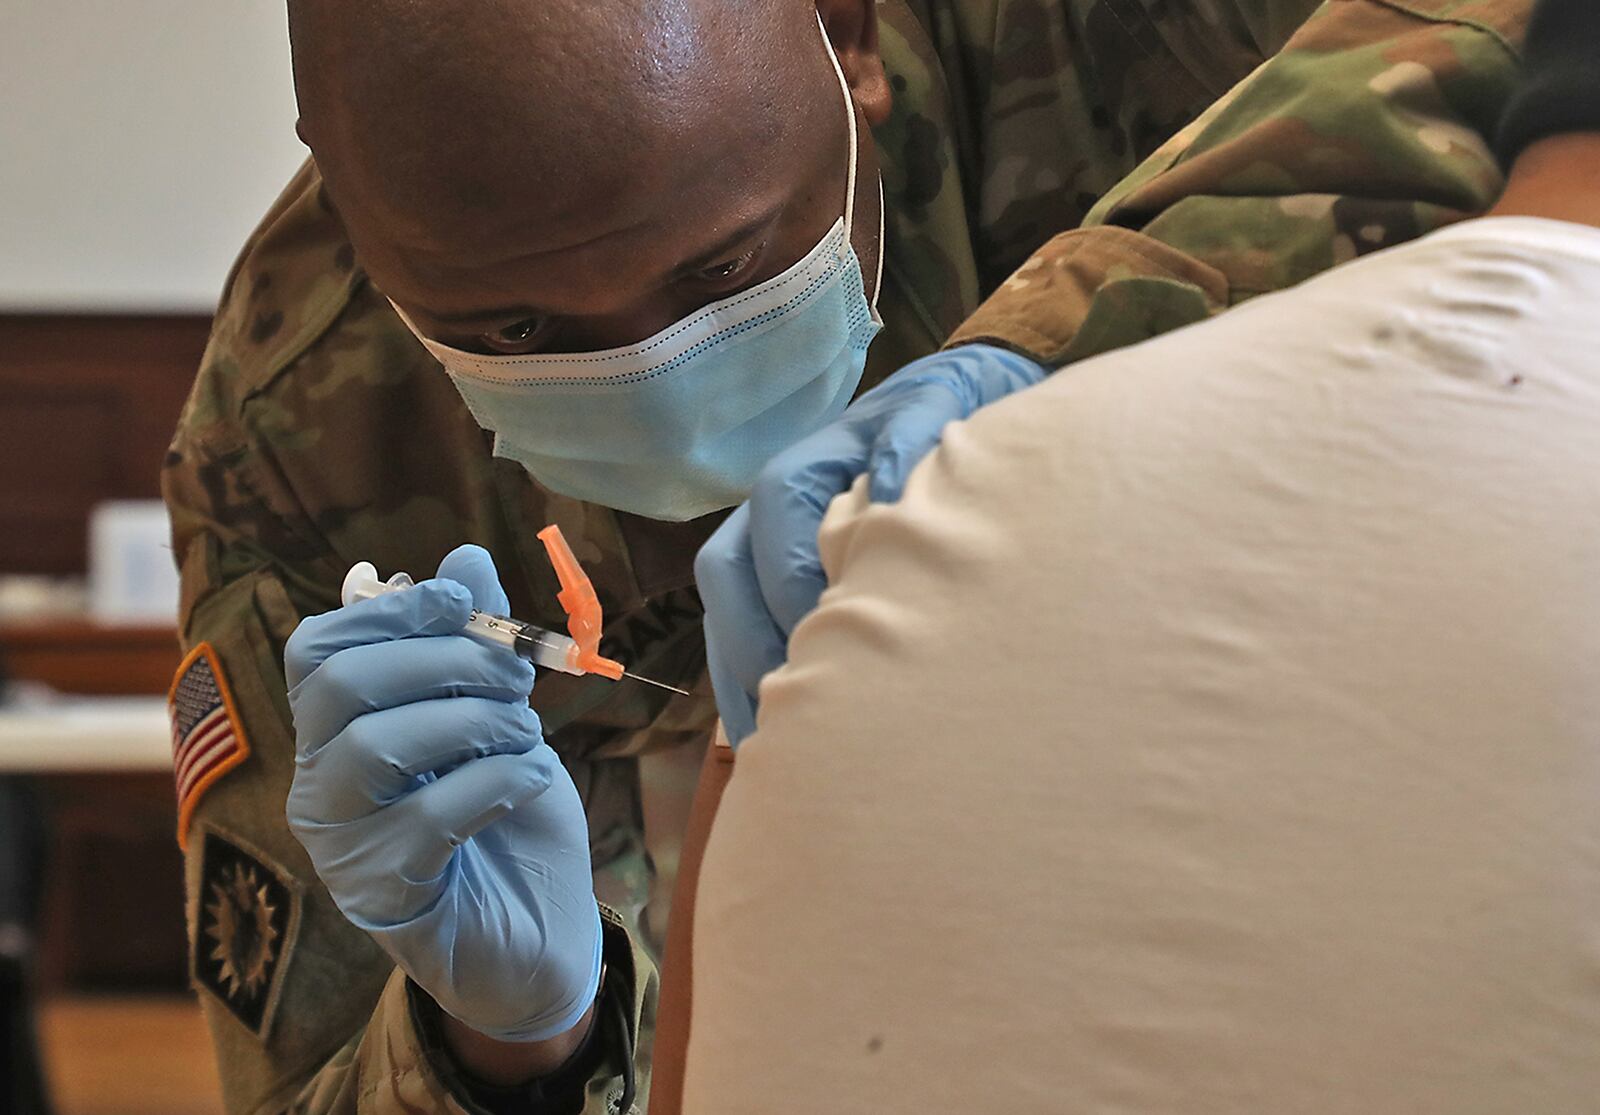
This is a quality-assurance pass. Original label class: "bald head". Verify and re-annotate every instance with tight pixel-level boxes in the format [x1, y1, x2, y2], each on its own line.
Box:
[294, 0, 808, 232]
[288, 0, 890, 353]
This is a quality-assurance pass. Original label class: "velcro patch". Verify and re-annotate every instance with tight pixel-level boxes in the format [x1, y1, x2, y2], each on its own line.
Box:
[192, 831, 300, 1039]
[169, 642, 250, 848]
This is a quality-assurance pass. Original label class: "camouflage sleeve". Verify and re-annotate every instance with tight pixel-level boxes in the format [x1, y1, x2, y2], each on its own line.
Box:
[287, 911, 653, 1115]
[164, 351, 654, 1115]
[946, 0, 1529, 364]
[892, 0, 1326, 306]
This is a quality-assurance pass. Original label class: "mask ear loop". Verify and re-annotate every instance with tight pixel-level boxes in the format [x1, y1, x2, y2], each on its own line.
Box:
[869, 176, 885, 319]
[817, 13, 862, 253]
[816, 12, 884, 317]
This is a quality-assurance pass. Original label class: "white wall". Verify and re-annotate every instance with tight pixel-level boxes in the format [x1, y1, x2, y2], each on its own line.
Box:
[0, 1, 308, 312]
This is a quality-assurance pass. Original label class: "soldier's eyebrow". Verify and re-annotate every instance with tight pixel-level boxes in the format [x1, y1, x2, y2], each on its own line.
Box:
[429, 304, 550, 328]
[669, 206, 785, 279]
[424, 207, 787, 331]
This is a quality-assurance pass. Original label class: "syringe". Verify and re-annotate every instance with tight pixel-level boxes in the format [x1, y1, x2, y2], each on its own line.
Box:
[340, 526, 690, 696]
[339, 564, 607, 676]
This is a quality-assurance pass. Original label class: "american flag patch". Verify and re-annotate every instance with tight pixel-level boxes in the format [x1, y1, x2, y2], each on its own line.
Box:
[169, 643, 250, 849]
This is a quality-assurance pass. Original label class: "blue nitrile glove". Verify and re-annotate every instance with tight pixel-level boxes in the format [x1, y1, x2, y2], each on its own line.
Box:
[695, 343, 1047, 744]
[284, 544, 602, 1042]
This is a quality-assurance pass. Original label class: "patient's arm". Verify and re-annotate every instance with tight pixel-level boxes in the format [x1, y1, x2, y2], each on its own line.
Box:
[1489, 134, 1600, 228]
[1489, 0, 1600, 227]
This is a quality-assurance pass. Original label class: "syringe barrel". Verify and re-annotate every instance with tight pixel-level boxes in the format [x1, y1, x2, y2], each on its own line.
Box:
[511, 625, 583, 676]
[463, 611, 582, 676]
[461, 611, 521, 652]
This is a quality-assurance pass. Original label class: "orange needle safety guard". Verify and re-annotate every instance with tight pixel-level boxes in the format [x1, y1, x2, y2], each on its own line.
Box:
[537, 524, 625, 681]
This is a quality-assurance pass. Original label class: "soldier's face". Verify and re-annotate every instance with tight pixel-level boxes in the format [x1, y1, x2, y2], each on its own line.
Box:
[328, 14, 891, 359]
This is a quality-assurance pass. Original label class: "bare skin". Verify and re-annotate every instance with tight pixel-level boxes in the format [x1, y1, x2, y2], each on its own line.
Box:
[1487, 133, 1600, 229]
[284, 0, 892, 1086]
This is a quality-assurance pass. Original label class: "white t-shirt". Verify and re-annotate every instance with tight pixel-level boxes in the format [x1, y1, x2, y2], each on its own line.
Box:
[684, 218, 1600, 1114]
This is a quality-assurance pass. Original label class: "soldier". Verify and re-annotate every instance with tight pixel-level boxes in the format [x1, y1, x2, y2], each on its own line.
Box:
[162, 1, 1530, 1113]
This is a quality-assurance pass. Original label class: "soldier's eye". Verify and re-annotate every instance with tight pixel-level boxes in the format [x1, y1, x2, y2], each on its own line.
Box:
[482, 317, 549, 352]
[694, 247, 760, 286]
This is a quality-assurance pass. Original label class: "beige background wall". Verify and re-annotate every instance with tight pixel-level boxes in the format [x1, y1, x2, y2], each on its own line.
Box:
[0, 1, 307, 312]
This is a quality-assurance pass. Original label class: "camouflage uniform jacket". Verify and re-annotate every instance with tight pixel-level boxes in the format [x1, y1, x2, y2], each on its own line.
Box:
[162, 1, 1527, 1112]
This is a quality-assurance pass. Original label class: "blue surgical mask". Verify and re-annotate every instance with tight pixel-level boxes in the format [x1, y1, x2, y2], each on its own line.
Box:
[394, 20, 883, 521]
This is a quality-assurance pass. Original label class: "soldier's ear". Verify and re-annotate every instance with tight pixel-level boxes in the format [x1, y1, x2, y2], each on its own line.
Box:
[817, 0, 892, 126]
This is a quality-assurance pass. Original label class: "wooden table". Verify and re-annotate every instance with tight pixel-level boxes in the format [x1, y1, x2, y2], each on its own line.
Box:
[0, 621, 186, 990]
[0, 620, 180, 697]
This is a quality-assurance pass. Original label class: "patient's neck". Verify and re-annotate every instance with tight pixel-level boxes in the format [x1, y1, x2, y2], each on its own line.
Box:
[1488, 133, 1600, 229]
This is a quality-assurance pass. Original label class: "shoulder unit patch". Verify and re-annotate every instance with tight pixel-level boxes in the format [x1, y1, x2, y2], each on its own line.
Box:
[169, 642, 250, 849]
[192, 831, 301, 1039]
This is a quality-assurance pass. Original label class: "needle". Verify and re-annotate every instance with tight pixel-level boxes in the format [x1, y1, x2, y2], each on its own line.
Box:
[624, 671, 692, 697]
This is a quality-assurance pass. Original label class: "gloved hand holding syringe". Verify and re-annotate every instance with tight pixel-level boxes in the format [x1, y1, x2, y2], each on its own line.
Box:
[341, 523, 689, 695]
[286, 528, 682, 1072]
